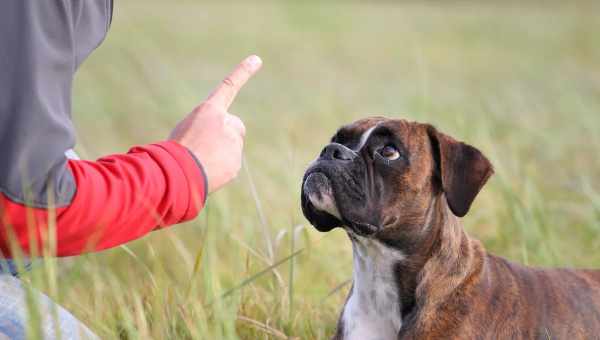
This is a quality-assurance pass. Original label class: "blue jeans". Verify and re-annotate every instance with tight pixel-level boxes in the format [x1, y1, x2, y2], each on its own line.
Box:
[0, 146, 97, 339]
[0, 262, 97, 340]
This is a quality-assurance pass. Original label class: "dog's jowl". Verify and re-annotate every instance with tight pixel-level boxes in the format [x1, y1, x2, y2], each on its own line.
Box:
[301, 117, 600, 340]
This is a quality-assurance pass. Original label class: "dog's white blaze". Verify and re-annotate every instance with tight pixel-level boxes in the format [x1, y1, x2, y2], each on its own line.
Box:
[355, 125, 378, 151]
[343, 234, 405, 340]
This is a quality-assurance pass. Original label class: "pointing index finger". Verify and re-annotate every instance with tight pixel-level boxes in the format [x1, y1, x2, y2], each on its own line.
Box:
[206, 55, 262, 110]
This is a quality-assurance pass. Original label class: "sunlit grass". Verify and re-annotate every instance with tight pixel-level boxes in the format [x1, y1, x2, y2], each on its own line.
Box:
[18, 0, 600, 338]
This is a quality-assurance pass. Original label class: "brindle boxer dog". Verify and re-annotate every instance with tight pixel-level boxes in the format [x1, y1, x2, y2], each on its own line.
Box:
[301, 117, 600, 340]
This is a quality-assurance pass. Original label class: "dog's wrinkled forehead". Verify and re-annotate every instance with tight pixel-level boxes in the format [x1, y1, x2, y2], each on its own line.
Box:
[331, 117, 414, 150]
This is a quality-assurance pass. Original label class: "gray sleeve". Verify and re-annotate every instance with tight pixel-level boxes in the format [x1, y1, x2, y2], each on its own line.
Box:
[0, 0, 112, 208]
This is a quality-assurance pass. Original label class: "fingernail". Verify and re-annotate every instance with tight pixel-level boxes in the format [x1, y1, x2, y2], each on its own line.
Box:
[246, 55, 262, 71]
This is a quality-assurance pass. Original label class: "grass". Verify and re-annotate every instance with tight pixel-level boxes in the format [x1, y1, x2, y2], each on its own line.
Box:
[17, 0, 600, 339]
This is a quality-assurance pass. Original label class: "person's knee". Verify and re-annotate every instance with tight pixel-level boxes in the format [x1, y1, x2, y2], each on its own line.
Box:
[0, 275, 98, 340]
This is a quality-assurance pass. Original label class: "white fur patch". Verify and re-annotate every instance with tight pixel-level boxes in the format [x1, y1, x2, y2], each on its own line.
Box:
[343, 234, 405, 340]
[356, 125, 378, 151]
[307, 190, 341, 219]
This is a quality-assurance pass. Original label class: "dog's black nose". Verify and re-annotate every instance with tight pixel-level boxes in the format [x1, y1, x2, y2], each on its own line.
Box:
[319, 143, 357, 161]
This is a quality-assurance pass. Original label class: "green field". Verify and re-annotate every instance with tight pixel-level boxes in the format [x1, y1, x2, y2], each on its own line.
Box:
[22, 1, 600, 339]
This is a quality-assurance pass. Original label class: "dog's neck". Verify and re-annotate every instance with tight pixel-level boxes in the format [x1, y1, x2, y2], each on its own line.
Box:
[341, 195, 484, 340]
[399, 197, 486, 338]
[342, 233, 406, 340]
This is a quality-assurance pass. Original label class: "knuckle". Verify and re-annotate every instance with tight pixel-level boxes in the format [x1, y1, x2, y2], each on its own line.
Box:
[222, 76, 236, 88]
[232, 132, 243, 145]
[226, 113, 246, 136]
[199, 101, 213, 110]
[195, 102, 226, 120]
[201, 101, 219, 112]
[193, 102, 214, 115]
[229, 114, 246, 134]
[191, 104, 205, 114]
[236, 116, 246, 128]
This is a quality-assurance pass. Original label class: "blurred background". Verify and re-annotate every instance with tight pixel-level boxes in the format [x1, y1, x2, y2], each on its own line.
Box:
[25, 0, 600, 338]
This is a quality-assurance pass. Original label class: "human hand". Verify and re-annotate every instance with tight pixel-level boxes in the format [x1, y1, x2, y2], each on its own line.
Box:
[169, 55, 262, 193]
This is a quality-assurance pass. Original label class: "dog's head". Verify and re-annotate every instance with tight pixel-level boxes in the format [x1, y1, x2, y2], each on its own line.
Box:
[301, 117, 493, 242]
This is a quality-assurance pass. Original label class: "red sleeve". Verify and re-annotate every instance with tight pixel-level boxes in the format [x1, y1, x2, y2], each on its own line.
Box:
[0, 141, 207, 257]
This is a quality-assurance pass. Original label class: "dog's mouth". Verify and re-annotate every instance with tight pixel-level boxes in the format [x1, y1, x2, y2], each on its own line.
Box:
[302, 171, 378, 236]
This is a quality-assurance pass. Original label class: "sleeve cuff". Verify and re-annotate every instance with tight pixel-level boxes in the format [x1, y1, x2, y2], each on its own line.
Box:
[184, 148, 209, 204]
[151, 141, 208, 221]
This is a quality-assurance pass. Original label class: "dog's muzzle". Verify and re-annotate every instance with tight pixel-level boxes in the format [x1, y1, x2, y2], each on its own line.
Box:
[302, 142, 380, 235]
[301, 170, 343, 232]
[303, 142, 358, 218]
[303, 172, 341, 219]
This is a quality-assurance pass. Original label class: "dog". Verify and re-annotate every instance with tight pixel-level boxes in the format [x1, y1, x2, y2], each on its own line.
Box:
[301, 117, 600, 340]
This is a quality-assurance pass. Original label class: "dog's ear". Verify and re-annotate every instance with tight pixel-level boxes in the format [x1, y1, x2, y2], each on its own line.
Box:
[427, 126, 494, 217]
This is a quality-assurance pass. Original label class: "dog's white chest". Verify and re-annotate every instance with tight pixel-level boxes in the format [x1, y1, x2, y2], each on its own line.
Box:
[342, 236, 405, 340]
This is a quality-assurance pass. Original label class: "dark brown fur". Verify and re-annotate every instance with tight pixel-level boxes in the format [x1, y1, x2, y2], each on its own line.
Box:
[304, 118, 600, 340]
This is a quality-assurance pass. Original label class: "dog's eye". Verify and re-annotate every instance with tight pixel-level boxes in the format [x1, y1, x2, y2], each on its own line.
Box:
[379, 145, 400, 160]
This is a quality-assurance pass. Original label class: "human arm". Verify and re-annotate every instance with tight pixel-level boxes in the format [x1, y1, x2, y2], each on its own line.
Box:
[0, 1, 260, 257]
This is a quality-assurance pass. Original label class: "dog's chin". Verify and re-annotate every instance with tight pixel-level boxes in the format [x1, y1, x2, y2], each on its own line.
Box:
[346, 221, 379, 237]
[302, 172, 378, 236]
